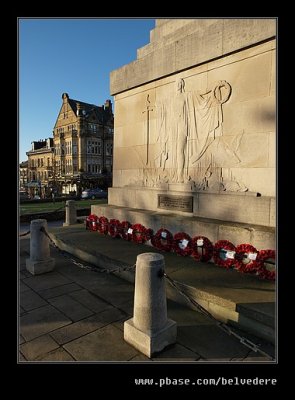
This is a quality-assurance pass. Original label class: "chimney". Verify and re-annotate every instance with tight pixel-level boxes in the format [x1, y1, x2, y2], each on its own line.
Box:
[62, 93, 69, 102]
[104, 99, 112, 113]
[76, 102, 82, 116]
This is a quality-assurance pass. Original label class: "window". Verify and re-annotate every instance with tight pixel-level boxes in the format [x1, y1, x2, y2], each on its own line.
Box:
[106, 143, 113, 156]
[87, 140, 91, 154]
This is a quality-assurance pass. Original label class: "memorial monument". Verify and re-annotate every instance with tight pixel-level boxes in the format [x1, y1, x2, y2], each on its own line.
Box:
[92, 19, 276, 249]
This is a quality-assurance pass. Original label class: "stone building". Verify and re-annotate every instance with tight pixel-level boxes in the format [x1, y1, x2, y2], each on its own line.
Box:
[52, 93, 114, 194]
[26, 138, 54, 198]
[19, 161, 28, 190]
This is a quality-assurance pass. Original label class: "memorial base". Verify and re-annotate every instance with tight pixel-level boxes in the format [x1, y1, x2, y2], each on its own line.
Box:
[26, 258, 55, 275]
[92, 186, 275, 250]
[124, 318, 177, 357]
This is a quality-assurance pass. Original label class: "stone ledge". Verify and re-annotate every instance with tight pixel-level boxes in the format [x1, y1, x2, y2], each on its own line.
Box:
[92, 203, 275, 250]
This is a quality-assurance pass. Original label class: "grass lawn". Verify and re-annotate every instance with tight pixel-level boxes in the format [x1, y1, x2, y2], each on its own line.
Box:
[20, 199, 107, 215]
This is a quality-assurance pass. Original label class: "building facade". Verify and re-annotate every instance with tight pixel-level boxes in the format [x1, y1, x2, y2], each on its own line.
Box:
[19, 161, 28, 190]
[52, 93, 114, 194]
[26, 139, 54, 198]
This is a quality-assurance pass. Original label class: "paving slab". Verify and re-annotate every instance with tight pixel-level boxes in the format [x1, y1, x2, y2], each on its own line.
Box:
[19, 352, 26, 361]
[50, 313, 109, 345]
[20, 334, 59, 360]
[20, 289, 48, 311]
[176, 324, 252, 360]
[38, 283, 82, 300]
[129, 353, 151, 361]
[23, 272, 73, 292]
[20, 304, 72, 341]
[19, 334, 25, 344]
[167, 299, 212, 326]
[88, 283, 134, 307]
[67, 289, 113, 313]
[37, 348, 75, 361]
[20, 306, 26, 316]
[50, 307, 127, 345]
[63, 324, 138, 361]
[152, 343, 200, 361]
[20, 270, 31, 279]
[20, 281, 31, 293]
[47, 294, 94, 322]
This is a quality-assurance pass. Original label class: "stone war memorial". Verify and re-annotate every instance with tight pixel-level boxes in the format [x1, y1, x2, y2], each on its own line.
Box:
[92, 18, 275, 251]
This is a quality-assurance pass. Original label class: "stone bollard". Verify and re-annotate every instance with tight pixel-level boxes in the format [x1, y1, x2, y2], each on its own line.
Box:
[26, 219, 55, 275]
[63, 200, 76, 226]
[124, 253, 177, 357]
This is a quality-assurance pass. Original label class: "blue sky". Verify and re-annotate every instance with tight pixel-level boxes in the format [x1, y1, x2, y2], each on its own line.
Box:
[19, 18, 155, 162]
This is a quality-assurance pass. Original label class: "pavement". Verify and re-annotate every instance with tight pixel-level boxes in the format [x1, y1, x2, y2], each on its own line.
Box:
[18, 222, 275, 363]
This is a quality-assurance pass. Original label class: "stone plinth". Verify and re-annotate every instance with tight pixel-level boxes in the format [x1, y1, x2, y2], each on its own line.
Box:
[26, 219, 55, 275]
[124, 253, 177, 357]
[91, 203, 275, 250]
[108, 187, 275, 227]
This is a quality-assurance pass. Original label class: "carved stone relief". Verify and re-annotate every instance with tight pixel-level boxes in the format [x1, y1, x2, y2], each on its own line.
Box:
[126, 78, 248, 192]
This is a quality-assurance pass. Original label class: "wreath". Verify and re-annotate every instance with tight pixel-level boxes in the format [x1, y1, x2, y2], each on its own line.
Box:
[120, 220, 132, 241]
[191, 236, 213, 262]
[97, 216, 109, 235]
[173, 232, 193, 256]
[131, 223, 148, 244]
[257, 249, 276, 280]
[151, 228, 174, 252]
[86, 214, 98, 231]
[213, 240, 236, 268]
[108, 219, 121, 238]
[234, 243, 261, 273]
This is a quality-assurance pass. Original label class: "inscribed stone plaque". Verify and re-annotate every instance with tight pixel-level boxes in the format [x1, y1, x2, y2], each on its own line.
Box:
[158, 194, 193, 213]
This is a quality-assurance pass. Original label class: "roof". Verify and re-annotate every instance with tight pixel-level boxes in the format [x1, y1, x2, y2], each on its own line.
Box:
[68, 99, 112, 124]
[26, 147, 54, 156]
[20, 161, 28, 168]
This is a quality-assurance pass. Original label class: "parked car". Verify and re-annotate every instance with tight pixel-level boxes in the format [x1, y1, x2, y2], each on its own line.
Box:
[81, 188, 107, 200]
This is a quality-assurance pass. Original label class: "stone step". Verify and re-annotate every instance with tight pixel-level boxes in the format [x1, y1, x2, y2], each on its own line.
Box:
[165, 282, 275, 344]
[236, 302, 275, 328]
